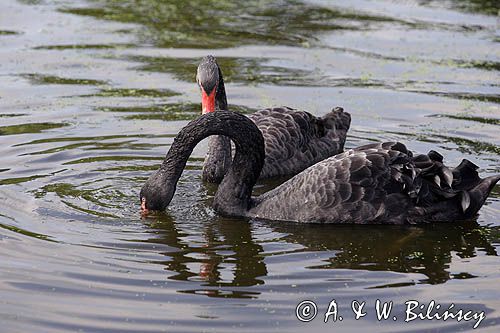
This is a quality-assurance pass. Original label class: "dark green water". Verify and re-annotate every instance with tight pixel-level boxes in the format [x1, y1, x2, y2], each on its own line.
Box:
[0, 0, 499, 332]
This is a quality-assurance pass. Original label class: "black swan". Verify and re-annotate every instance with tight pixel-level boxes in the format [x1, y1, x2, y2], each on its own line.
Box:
[197, 55, 351, 183]
[140, 111, 499, 224]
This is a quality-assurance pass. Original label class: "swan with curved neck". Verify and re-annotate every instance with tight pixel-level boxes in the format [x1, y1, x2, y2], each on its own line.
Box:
[196, 55, 351, 183]
[140, 111, 264, 217]
[140, 111, 499, 224]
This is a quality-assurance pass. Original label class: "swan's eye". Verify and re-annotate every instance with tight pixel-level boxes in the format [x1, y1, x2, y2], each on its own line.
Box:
[141, 197, 146, 203]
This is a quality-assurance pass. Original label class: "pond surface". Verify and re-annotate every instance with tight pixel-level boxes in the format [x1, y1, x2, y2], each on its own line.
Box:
[0, 0, 499, 332]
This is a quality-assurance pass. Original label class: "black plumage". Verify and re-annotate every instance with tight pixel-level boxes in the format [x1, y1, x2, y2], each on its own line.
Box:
[140, 111, 500, 224]
[197, 55, 351, 183]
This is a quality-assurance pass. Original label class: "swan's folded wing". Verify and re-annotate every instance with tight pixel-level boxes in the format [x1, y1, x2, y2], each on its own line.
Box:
[248, 107, 350, 178]
[250, 142, 411, 223]
[250, 140, 499, 224]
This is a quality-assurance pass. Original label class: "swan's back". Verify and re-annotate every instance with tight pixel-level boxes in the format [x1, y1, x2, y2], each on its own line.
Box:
[248, 106, 350, 178]
[249, 142, 499, 224]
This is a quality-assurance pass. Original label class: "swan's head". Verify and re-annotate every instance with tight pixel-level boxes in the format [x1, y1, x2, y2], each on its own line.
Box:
[139, 169, 175, 213]
[196, 55, 220, 114]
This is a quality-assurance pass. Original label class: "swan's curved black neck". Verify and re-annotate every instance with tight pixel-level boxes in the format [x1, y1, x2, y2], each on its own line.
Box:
[142, 111, 264, 214]
[215, 66, 228, 111]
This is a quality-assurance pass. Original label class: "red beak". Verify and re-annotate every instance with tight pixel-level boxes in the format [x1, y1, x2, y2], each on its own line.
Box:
[141, 199, 148, 213]
[201, 88, 216, 114]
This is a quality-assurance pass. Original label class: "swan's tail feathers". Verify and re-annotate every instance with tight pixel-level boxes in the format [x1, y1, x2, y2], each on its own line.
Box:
[324, 107, 351, 133]
[407, 155, 498, 222]
[452, 159, 482, 190]
[318, 107, 351, 153]
[464, 174, 500, 217]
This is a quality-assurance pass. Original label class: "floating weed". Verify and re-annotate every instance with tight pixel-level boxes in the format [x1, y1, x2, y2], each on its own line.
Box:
[80, 87, 180, 98]
[21, 73, 107, 86]
[33, 43, 135, 50]
[0, 123, 68, 136]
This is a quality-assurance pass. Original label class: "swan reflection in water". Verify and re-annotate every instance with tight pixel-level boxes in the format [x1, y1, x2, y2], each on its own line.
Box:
[141, 211, 498, 297]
